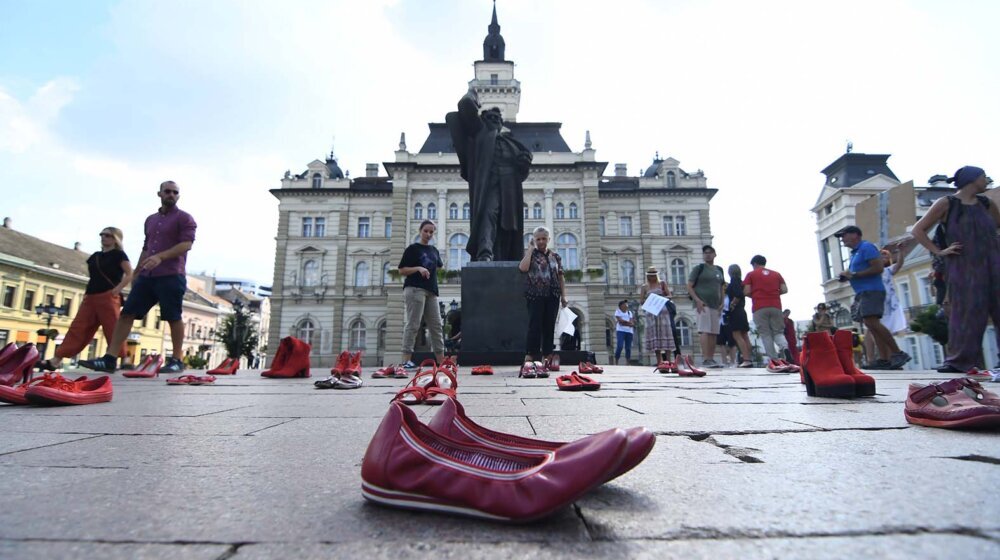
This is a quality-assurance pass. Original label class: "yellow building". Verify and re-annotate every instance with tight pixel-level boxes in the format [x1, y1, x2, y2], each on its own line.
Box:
[0, 220, 164, 364]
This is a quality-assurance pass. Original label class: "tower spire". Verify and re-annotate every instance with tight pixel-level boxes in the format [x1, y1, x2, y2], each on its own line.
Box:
[483, 0, 505, 62]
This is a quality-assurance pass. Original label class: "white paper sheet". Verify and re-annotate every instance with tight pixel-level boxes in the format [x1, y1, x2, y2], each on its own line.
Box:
[642, 293, 668, 316]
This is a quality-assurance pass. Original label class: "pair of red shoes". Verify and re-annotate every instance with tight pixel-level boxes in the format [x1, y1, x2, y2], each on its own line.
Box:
[470, 365, 494, 375]
[654, 356, 706, 377]
[331, 350, 363, 377]
[362, 398, 655, 522]
[800, 330, 876, 398]
[207, 357, 239, 375]
[544, 354, 560, 372]
[578, 362, 603, 374]
[393, 365, 457, 405]
[372, 364, 408, 379]
[557, 372, 601, 391]
[766, 359, 801, 374]
[0, 373, 113, 406]
[123, 354, 164, 378]
[262, 337, 312, 378]
[0, 343, 39, 386]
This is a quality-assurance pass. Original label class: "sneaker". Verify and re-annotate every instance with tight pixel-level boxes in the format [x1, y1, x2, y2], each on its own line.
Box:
[401, 360, 417, 370]
[889, 352, 912, 370]
[78, 355, 117, 374]
[160, 358, 185, 374]
[864, 359, 892, 370]
[702, 359, 723, 369]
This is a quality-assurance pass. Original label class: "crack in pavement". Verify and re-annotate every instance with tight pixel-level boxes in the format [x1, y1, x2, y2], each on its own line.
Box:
[654, 426, 910, 438]
[582, 525, 1000, 542]
[0, 464, 128, 470]
[616, 404, 645, 415]
[688, 435, 764, 464]
[243, 418, 299, 436]
[572, 503, 597, 541]
[0, 434, 104, 457]
[945, 454, 1000, 466]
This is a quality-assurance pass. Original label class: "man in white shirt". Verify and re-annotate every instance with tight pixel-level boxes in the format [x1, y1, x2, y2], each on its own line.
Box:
[614, 300, 635, 365]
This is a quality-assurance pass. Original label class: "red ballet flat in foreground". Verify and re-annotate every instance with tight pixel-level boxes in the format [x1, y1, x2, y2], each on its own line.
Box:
[25, 375, 113, 406]
[361, 402, 628, 522]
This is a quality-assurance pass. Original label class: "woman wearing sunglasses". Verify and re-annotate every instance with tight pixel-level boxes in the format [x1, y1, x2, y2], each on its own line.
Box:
[37, 227, 133, 371]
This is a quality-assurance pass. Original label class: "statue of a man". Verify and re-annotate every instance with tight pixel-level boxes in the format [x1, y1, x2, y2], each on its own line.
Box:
[446, 90, 532, 262]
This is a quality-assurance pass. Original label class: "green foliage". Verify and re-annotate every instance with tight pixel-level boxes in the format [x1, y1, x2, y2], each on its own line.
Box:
[910, 305, 948, 346]
[563, 269, 583, 283]
[184, 355, 209, 369]
[215, 305, 260, 362]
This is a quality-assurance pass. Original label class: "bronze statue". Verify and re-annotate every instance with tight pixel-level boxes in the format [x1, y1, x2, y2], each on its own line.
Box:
[446, 90, 532, 262]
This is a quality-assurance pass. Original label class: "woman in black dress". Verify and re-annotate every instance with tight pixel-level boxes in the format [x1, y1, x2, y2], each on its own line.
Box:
[726, 264, 753, 367]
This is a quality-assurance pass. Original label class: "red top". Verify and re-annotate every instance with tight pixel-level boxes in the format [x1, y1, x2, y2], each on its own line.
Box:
[743, 268, 784, 312]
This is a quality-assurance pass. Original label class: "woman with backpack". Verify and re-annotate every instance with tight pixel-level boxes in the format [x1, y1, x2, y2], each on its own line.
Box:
[911, 166, 1000, 373]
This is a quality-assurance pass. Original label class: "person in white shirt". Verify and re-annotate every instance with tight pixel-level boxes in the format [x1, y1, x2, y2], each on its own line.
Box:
[614, 300, 635, 365]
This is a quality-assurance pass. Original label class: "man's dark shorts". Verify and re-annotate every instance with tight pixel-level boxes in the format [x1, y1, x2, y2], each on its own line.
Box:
[123, 274, 186, 321]
[854, 290, 886, 320]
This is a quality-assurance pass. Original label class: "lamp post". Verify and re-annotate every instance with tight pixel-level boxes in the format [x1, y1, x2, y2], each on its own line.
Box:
[35, 303, 69, 360]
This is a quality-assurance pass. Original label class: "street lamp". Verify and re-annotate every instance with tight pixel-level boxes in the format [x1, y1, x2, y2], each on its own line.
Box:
[35, 303, 69, 359]
[449, 299, 458, 312]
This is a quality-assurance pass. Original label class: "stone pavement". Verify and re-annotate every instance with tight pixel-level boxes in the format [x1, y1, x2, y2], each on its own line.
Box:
[1, 365, 998, 560]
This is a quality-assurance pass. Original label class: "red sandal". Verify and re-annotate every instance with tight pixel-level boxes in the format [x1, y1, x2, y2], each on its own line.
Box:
[579, 362, 604, 374]
[424, 367, 458, 405]
[677, 356, 707, 377]
[392, 370, 436, 405]
[471, 365, 494, 375]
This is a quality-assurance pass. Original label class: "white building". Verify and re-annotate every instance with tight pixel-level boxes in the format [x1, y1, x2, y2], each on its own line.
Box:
[266, 6, 719, 366]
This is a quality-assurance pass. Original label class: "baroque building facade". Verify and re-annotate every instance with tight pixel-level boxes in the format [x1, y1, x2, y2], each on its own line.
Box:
[267, 8, 718, 366]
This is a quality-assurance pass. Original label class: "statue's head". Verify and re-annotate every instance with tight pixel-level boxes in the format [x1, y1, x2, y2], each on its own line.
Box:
[482, 107, 503, 130]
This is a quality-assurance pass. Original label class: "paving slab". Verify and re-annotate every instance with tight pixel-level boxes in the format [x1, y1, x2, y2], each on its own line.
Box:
[0, 365, 996, 559]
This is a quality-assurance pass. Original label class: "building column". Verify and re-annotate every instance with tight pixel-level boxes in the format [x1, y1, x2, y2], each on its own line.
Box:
[437, 188, 448, 252]
[544, 187, 554, 235]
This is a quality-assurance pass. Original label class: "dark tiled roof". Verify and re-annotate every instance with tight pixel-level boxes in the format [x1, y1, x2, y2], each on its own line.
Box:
[418, 122, 572, 154]
[821, 153, 899, 189]
[0, 226, 89, 277]
[349, 177, 393, 193]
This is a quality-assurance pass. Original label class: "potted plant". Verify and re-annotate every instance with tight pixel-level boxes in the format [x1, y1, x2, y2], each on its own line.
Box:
[910, 305, 948, 346]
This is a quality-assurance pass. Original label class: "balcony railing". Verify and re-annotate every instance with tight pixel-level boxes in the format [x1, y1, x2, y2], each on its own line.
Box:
[345, 285, 389, 298]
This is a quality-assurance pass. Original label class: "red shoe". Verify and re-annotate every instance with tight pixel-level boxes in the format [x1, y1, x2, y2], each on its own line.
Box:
[25, 375, 113, 405]
[777, 360, 801, 373]
[392, 370, 436, 405]
[905, 378, 1000, 428]
[263, 338, 293, 375]
[557, 372, 600, 391]
[580, 362, 604, 374]
[801, 332, 856, 398]
[123, 354, 163, 378]
[545, 354, 560, 372]
[416, 358, 438, 376]
[471, 365, 494, 375]
[208, 357, 239, 375]
[440, 357, 458, 376]
[424, 367, 458, 405]
[653, 360, 676, 374]
[166, 374, 216, 385]
[832, 330, 876, 396]
[0, 342, 17, 366]
[329, 351, 350, 376]
[0, 343, 40, 386]
[372, 364, 398, 379]
[428, 398, 654, 484]
[346, 351, 363, 376]
[261, 336, 311, 378]
[678, 356, 707, 377]
[361, 402, 629, 522]
[0, 374, 87, 405]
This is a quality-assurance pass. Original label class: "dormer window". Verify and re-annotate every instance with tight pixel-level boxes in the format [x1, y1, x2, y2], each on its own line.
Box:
[666, 171, 677, 189]
[490, 73, 498, 85]
[311, 173, 322, 189]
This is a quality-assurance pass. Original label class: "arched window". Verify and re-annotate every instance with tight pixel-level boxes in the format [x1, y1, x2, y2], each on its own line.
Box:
[449, 233, 470, 270]
[349, 319, 366, 350]
[670, 258, 686, 286]
[303, 260, 319, 286]
[555, 203, 565, 219]
[354, 261, 370, 287]
[449, 203, 458, 220]
[413, 203, 423, 220]
[621, 259, 636, 285]
[556, 233, 578, 270]
[532, 203, 543, 219]
[599, 216, 606, 236]
[523, 203, 529, 220]
[377, 321, 387, 354]
[382, 262, 391, 284]
[568, 203, 579, 219]
[462, 202, 470, 220]
[311, 173, 322, 189]
[427, 203, 437, 220]
[667, 171, 677, 189]
[677, 317, 692, 347]
[296, 318, 316, 346]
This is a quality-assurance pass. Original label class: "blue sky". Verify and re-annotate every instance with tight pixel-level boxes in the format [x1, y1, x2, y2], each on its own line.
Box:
[1, 0, 998, 317]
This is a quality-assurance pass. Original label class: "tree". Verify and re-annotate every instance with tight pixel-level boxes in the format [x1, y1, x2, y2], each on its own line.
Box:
[910, 305, 948, 346]
[215, 304, 259, 361]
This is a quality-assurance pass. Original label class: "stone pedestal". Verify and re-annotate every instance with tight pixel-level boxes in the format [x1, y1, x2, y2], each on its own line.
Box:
[458, 261, 528, 365]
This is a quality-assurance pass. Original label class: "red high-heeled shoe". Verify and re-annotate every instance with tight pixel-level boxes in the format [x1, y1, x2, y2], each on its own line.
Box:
[262, 337, 311, 378]
[678, 356, 706, 377]
[801, 332, 856, 398]
[0, 344, 40, 386]
[208, 357, 239, 375]
[123, 354, 163, 378]
[262, 338, 292, 376]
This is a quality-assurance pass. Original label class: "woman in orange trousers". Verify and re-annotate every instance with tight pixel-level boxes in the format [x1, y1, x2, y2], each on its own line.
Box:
[38, 227, 133, 370]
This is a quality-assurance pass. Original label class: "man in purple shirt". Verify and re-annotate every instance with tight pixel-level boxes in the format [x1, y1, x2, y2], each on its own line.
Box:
[81, 181, 196, 374]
